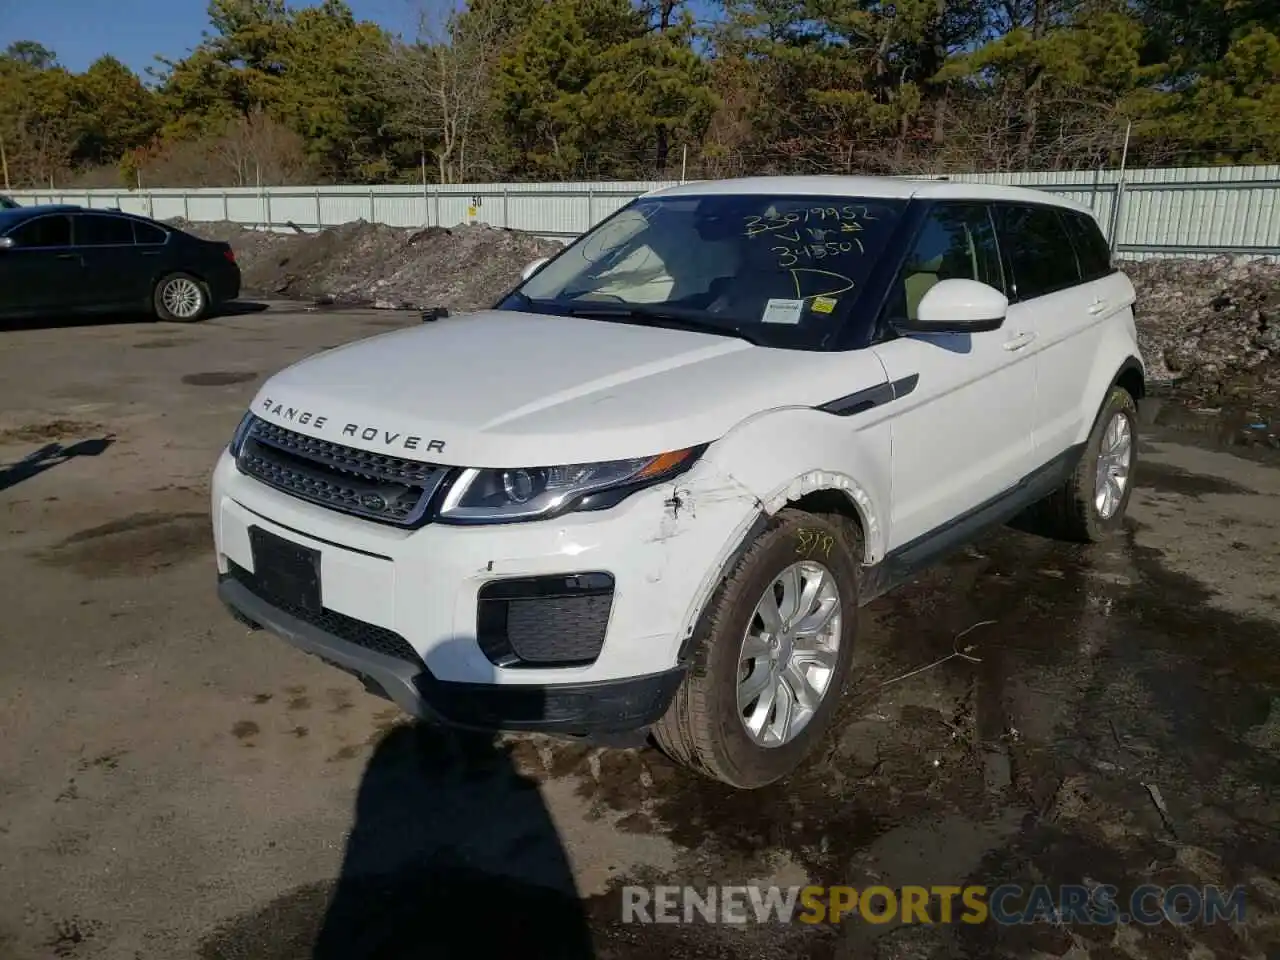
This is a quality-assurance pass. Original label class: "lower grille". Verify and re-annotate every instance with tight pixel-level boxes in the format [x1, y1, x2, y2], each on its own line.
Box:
[227, 561, 424, 669]
[477, 574, 614, 667]
[236, 417, 447, 526]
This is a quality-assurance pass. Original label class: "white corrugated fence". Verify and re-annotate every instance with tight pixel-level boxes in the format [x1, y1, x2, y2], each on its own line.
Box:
[9, 165, 1280, 260]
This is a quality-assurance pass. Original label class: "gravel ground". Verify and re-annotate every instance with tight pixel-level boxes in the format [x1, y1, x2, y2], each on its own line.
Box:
[1, 302, 1279, 959]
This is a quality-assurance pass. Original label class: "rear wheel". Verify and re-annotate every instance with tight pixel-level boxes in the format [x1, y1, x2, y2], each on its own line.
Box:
[154, 273, 210, 322]
[652, 510, 859, 788]
[1026, 386, 1138, 542]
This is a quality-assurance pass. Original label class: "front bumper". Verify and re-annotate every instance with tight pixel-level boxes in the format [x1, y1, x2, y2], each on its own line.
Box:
[219, 574, 684, 736]
[211, 447, 760, 732]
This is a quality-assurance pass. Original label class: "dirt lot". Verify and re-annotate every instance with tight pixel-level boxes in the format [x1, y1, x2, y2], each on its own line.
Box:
[1, 303, 1278, 960]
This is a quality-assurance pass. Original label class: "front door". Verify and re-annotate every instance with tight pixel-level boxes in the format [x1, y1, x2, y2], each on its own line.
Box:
[872, 202, 1038, 551]
[3, 214, 81, 312]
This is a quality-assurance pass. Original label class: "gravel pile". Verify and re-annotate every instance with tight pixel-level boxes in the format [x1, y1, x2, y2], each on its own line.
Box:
[168, 218, 562, 313]
[1123, 257, 1280, 406]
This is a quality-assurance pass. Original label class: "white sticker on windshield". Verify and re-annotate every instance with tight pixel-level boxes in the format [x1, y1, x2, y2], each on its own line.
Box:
[761, 298, 804, 325]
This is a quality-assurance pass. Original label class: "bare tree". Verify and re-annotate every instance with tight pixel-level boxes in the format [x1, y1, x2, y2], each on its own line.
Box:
[126, 108, 314, 188]
[379, 0, 504, 184]
[212, 106, 313, 186]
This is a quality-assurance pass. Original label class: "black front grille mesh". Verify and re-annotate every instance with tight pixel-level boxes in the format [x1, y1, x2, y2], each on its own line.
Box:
[236, 417, 446, 526]
[228, 561, 424, 668]
[248, 419, 439, 484]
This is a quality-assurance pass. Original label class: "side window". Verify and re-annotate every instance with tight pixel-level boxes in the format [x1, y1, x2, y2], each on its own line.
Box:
[995, 205, 1081, 300]
[134, 221, 167, 245]
[884, 203, 1005, 322]
[1062, 212, 1113, 281]
[8, 215, 72, 248]
[76, 215, 136, 246]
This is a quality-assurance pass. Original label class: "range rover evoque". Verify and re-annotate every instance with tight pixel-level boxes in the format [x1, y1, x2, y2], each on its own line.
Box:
[212, 176, 1143, 788]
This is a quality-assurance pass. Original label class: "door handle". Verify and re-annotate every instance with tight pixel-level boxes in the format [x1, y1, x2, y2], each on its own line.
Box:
[1002, 331, 1037, 351]
[56, 253, 80, 261]
[1088, 300, 1110, 316]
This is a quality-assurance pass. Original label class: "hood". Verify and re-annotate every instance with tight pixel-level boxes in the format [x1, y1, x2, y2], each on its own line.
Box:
[249, 310, 887, 467]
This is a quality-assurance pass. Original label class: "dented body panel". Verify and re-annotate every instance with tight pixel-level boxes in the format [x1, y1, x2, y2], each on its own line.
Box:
[213, 450, 759, 686]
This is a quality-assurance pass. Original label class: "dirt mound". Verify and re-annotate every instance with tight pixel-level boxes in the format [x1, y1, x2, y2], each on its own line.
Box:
[169, 218, 561, 313]
[1123, 257, 1280, 407]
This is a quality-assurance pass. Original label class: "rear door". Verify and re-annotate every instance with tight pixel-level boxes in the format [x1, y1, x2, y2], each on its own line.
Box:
[2, 214, 81, 312]
[872, 201, 1038, 550]
[994, 204, 1104, 458]
[74, 213, 149, 307]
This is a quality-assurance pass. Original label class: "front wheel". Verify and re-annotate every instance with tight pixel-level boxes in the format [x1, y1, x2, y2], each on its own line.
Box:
[154, 273, 210, 322]
[652, 510, 859, 788]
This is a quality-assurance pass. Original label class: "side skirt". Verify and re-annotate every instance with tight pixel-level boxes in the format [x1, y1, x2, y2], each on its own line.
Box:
[860, 443, 1085, 603]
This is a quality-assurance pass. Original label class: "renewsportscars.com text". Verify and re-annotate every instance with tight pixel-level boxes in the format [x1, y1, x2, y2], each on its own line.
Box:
[621, 884, 1246, 926]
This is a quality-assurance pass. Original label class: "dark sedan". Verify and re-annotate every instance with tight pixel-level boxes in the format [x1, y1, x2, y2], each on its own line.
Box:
[0, 205, 241, 322]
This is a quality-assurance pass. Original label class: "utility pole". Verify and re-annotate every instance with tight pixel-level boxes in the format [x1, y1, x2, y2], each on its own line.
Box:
[0, 134, 9, 191]
[1107, 121, 1132, 256]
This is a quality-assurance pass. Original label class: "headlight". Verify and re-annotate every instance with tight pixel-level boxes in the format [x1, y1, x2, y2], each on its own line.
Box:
[438, 447, 702, 523]
[228, 412, 254, 457]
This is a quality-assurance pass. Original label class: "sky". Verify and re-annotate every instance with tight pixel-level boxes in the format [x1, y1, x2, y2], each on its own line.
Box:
[0, 0, 422, 75]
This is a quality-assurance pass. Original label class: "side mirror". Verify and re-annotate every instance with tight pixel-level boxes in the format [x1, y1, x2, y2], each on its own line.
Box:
[896, 278, 1007, 334]
[0, 237, 13, 250]
[521, 257, 549, 281]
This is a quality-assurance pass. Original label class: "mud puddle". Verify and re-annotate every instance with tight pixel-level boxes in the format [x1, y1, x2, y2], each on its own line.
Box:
[536, 523, 1279, 958]
[37, 511, 211, 577]
[1141, 393, 1280, 462]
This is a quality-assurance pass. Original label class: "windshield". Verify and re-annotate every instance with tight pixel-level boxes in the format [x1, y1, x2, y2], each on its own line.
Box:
[0, 196, 18, 209]
[506, 193, 907, 349]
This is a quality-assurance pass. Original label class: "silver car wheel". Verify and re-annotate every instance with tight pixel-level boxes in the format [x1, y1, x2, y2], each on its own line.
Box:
[737, 560, 842, 748]
[162, 277, 204, 319]
[1094, 411, 1133, 520]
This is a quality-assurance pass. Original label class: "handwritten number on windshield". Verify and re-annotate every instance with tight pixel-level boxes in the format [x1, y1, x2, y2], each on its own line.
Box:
[744, 205, 874, 238]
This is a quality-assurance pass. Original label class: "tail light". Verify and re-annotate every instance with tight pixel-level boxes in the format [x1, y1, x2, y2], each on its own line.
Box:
[223, 248, 237, 264]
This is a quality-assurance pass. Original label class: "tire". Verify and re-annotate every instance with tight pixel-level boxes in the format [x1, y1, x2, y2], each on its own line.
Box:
[154, 272, 210, 322]
[652, 509, 860, 788]
[1027, 386, 1138, 543]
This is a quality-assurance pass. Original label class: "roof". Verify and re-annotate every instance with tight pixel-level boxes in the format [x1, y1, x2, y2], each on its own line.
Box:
[648, 175, 1094, 215]
[0, 203, 82, 223]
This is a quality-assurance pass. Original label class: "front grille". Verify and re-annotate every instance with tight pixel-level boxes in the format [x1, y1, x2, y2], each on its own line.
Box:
[236, 417, 447, 526]
[228, 561, 425, 669]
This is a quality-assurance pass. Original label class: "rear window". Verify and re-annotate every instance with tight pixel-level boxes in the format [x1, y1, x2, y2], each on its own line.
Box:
[134, 221, 167, 245]
[1062, 212, 1113, 281]
[77, 215, 135, 246]
[995, 205, 1081, 300]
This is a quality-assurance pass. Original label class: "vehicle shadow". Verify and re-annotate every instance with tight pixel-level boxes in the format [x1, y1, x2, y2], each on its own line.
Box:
[0, 300, 269, 331]
[0, 436, 115, 493]
[217, 300, 271, 318]
[312, 647, 595, 960]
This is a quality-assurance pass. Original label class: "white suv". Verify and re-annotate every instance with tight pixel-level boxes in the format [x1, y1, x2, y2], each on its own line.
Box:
[212, 176, 1143, 788]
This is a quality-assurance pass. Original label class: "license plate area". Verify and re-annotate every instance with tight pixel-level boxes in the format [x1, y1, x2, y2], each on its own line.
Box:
[249, 526, 322, 614]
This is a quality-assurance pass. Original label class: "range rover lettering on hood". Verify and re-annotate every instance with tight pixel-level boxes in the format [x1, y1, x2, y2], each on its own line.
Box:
[259, 397, 446, 453]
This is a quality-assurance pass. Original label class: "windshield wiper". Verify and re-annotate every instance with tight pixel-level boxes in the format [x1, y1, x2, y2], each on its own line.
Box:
[564, 303, 759, 345]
